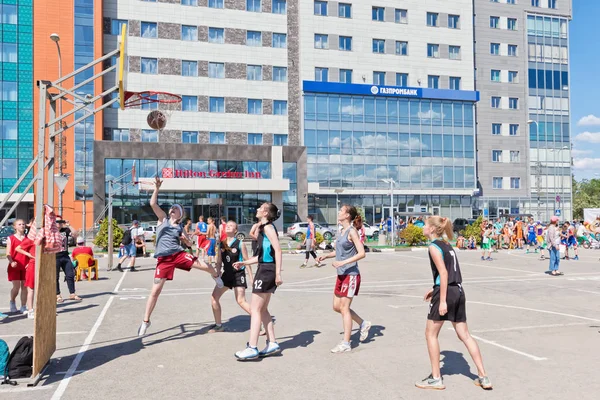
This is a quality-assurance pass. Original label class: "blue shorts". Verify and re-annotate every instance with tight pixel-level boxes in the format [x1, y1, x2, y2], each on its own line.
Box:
[527, 233, 537, 245]
[207, 239, 216, 256]
[567, 237, 577, 247]
[123, 242, 137, 257]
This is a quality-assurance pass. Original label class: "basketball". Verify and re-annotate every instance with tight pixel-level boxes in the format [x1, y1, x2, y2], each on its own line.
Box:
[147, 110, 167, 130]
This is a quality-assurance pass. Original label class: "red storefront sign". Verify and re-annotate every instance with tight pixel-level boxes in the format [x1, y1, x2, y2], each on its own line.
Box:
[162, 168, 262, 179]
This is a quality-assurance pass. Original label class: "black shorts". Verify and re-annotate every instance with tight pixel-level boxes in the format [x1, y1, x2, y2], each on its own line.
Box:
[253, 263, 277, 294]
[428, 285, 466, 323]
[222, 271, 247, 289]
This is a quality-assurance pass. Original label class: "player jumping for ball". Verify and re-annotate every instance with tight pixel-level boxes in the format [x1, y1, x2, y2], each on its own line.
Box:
[138, 177, 224, 336]
[415, 216, 492, 391]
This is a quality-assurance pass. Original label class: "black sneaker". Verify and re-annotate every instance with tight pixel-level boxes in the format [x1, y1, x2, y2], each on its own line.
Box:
[130, 267, 138, 272]
[116, 265, 123, 272]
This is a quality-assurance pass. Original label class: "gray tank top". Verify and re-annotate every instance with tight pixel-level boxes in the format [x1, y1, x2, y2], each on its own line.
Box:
[154, 220, 184, 258]
[335, 227, 359, 276]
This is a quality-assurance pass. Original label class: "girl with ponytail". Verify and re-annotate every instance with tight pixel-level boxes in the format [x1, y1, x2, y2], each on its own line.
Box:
[415, 216, 492, 391]
[317, 205, 372, 353]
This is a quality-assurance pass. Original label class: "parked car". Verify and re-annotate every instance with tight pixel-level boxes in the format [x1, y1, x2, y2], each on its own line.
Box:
[362, 222, 379, 238]
[142, 224, 156, 242]
[287, 222, 335, 241]
[0, 226, 15, 247]
[453, 218, 476, 235]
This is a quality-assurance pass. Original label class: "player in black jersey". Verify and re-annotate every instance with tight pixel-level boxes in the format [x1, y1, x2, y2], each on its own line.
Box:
[415, 216, 493, 391]
[207, 220, 253, 333]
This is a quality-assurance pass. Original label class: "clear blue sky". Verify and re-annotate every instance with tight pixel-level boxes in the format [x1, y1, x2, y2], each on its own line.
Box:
[570, 1, 600, 180]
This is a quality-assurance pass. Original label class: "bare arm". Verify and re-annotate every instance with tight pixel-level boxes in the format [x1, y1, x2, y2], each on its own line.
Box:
[15, 244, 34, 260]
[264, 225, 282, 279]
[215, 245, 223, 275]
[429, 245, 448, 308]
[6, 237, 14, 265]
[150, 177, 167, 222]
[241, 242, 253, 282]
[249, 223, 260, 240]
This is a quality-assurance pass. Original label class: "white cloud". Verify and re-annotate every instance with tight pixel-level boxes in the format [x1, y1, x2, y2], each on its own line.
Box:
[577, 114, 600, 126]
[573, 158, 600, 170]
[571, 149, 593, 157]
[574, 132, 600, 143]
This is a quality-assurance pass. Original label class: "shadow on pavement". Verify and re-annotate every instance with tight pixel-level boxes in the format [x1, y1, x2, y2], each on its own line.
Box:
[440, 350, 478, 380]
[222, 314, 251, 333]
[57, 304, 99, 314]
[278, 329, 321, 352]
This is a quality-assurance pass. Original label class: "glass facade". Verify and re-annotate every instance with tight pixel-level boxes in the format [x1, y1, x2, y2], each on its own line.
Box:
[304, 93, 476, 190]
[0, 0, 33, 194]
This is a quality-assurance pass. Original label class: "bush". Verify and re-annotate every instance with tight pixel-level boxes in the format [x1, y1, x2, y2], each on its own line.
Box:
[94, 218, 124, 250]
[296, 231, 325, 245]
[460, 216, 483, 245]
[399, 225, 427, 246]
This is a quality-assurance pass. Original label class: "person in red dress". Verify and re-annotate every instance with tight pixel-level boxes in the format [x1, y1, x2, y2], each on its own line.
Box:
[15, 220, 36, 318]
[6, 219, 27, 314]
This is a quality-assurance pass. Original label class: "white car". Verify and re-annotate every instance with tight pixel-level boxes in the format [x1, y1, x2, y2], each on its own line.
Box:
[143, 225, 157, 242]
[287, 222, 335, 241]
[362, 222, 380, 238]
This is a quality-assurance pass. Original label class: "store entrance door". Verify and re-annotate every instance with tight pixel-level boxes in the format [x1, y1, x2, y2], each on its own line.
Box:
[226, 206, 243, 224]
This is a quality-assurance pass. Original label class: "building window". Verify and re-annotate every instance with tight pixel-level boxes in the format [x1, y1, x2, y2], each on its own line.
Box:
[111, 19, 127, 35]
[272, 0, 286, 14]
[182, 131, 199, 143]
[491, 69, 501, 82]
[548, 0, 556, 9]
[449, 46, 461, 60]
[273, 33, 287, 48]
[314, 34, 328, 49]
[273, 134, 288, 146]
[373, 71, 385, 85]
[338, 3, 351, 18]
[509, 98, 519, 109]
[247, 65, 262, 80]
[339, 69, 352, 83]
[1, 120, 17, 140]
[339, 36, 352, 51]
[427, 43, 439, 58]
[492, 150, 502, 162]
[142, 129, 158, 142]
[507, 0, 516, 4]
[508, 71, 518, 83]
[208, 62, 225, 78]
[490, 16, 499, 28]
[1, 159, 17, 179]
[1, 43, 16, 62]
[396, 41, 408, 56]
[141, 58, 158, 74]
[273, 100, 288, 115]
[210, 132, 226, 144]
[141, 94, 158, 110]
[449, 77, 461, 90]
[448, 14, 460, 29]
[511, 177, 520, 189]
[182, 61, 198, 76]
[493, 177, 503, 189]
[508, 44, 518, 56]
[111, 129, 130, 142]
[1, 81, 17, 101]
[315, 67, 329, 82]
[248, 133, 263, 145]
[209, 97, 225, 112]
[428, 75, 439, 89]
[490, 43, 500, 55]
[141, 22, 157, 38]
[247, 0, 261, 12]
[395, 9, 408, 24]
[531, 0, 539, 7]
[182, 25, 198, 41]
[492, 123, 501, 135]
[372, 7, 384, 21]
[209, 0, 224, 8]
[491, 96, 501, 108]
[396, 73, 408, 86]
[181, 0, 198, 6]
[248, 99, 263, 114]
[209, 28, 225, 43]
[247, 31, 262, 46]
[510, 151, 520, 163]
[1, 5, 17, 24]
[273, 66, 288, 82]
[509, 124, 519, 136]
[508, 18, 517, 30]
[182, 96, 197, 111]
[314, 0, 327, 16]
[372, 39, 385, 54]
[427, 12, 439, 27]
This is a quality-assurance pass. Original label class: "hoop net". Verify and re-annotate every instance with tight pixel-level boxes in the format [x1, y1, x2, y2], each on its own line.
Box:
[123, 91, 182, 108]
[137, 178, 156, 192]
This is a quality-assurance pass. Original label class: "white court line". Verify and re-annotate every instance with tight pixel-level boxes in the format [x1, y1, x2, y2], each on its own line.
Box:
[471, 322, 590, 333]
[468, 301, 600, 322]
[286, 275, 338, 286]
[388, 304, 424, 309]
[1, 331, 87, 338]
[545, 284, 600, 296]
[447, 330, 547, 361]
[0, 385, 54, 393]
[400, 254, 536, 274]
[51, 270, 128, 400]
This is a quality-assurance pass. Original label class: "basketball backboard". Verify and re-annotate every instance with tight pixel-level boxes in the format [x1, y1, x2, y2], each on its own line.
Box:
[118, 24, 127, 110]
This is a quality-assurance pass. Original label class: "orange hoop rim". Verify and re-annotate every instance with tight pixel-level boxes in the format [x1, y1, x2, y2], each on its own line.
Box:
[123, 90, 182, 108]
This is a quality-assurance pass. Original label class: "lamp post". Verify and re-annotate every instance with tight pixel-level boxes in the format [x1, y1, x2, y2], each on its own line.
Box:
[50, 33, 65, 215]
[382, 178, 396, 247]
[550, 145, 570, 217]
[527, 120, 541, 219]
[334, 188, 344, 210]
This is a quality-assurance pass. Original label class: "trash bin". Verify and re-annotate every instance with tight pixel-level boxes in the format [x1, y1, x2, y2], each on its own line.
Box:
[378, 232, 387, 246]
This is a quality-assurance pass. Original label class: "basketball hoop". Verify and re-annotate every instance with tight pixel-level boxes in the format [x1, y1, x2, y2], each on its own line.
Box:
[123, 90, 181, 108]
[137, 178, 156, 192]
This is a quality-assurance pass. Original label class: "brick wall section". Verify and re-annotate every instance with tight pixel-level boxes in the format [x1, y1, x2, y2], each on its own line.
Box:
[198, 0, 208, 6]
[263, 65, 272, 80]
[198, 60, 208, 77]
[262, 31, 272, 47]
[198, 131, 210, 144]
[263, 133, 274, 145]
[263, 99, 273, 114]
[225, 62, 246, 79]
[130, 129, 141, 142]
[129, 20, 140, 36]
[158, 0, 179, 3]
[226, 132, 247, 145]
[159, 58, 181, 75]
[159, 130, 181, 143]
[287, 0, 301, 146]
[198, 96, 209, 112]
[129, 56, 141, 73]
[225, 28, 245, 45]
[198, 25, 208, 41]
[262, 0, 271, 13]
[226, 97, 247, 113]
[224, 0, 246, 10]
[158, 22, 181, 40]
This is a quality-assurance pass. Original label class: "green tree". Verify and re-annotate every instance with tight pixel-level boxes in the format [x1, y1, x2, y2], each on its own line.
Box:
[399, 225, 427, 246]
[297, 231, 326, 245]
[573, 178, 600, 219]
[461, 216, 483, 245]
[94, 218, 124, 250]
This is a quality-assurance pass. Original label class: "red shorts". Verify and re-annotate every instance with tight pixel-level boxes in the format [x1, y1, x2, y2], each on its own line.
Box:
[334, 274, 361, 298]
[154, 251, 197, 281]
[197, 236, 209, 250]
[25, 261, 35, 289]
[7, 264, 25, 281]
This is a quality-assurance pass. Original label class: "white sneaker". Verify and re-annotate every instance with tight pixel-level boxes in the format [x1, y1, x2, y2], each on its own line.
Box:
[9, 301, 17, 313]
[235, 344, 259, 361]
[330, 341, 351, 353]
[27, 310, 35, 319]
[213, 276, 224, 289]
[20, 306, 27, 314]
[138, 321, 151, 336]
[359, 321, 372, 342]
[259, 341, 281, 357]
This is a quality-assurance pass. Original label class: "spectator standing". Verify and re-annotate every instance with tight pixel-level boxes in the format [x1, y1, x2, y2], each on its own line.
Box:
[56, 219, 81, 302]
[116, 220, 142, 272]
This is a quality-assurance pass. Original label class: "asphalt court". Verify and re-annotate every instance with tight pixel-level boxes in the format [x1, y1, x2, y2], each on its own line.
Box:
[2, 247, 600, 399]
